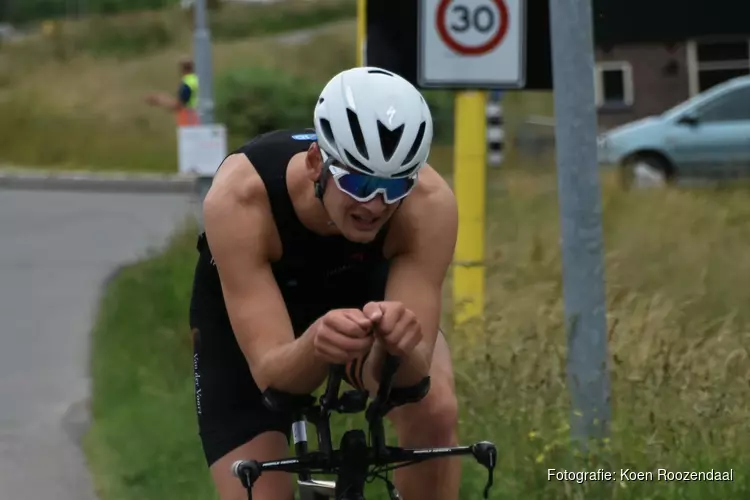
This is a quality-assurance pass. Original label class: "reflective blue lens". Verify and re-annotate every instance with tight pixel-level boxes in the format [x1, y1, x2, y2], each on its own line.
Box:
[335, 170, 415, 203]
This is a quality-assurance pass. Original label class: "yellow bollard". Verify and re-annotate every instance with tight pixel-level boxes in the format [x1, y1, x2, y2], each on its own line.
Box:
[356, 0, 366, 67]
[452, 91, 487, 344]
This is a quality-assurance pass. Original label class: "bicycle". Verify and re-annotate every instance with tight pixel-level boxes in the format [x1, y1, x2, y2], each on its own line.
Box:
[232, 354, 498, 500]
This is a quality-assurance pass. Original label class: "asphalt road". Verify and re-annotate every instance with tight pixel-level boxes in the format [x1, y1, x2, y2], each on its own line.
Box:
[0, 188, 195, 499]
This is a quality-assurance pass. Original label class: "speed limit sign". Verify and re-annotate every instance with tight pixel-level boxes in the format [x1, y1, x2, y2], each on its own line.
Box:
[418, 0, 526, 89]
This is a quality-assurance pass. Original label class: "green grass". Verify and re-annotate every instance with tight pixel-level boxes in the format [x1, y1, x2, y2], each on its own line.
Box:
[85, 168, 750, 500]
[83, 225, 216, 499]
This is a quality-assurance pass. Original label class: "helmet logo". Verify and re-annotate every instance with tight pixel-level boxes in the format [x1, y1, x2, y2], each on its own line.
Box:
[386, 106, 397, 126]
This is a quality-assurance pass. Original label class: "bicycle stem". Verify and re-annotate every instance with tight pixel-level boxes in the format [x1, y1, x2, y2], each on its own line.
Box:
[313, 364, 345, 456]
[315, 355, 401, 457]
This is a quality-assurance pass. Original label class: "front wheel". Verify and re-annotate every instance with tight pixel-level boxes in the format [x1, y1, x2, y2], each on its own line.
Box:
[619, 153, 674, 190]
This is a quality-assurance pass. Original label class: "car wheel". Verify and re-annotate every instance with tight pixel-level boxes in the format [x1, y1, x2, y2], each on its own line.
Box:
[619, 153, 674, 190]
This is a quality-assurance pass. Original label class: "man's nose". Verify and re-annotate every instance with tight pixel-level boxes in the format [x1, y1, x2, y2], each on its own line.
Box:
[361, 194, 388, 213]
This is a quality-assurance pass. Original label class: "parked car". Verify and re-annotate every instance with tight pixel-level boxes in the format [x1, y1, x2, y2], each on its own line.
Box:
[597, 75, 750, 186]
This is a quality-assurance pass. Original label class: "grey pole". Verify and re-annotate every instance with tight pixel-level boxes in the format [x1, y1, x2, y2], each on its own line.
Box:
[548, 0, 611, 449]
[193, 0, 215, 125]
[192, 0, 215, 225]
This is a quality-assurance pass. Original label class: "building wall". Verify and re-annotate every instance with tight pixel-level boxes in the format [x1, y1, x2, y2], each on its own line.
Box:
[595, 43, 691, 130]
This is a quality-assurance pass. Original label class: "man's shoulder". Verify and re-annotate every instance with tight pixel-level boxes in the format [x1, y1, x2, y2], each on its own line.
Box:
[411, 165, 457, 217]
[208, 153, 268, 210]
[177, 82, 192, 104]
[231, 128, 315, 164]
[235, 128, 317, 150]
[203, 154, 279, 260]
[387, 165, 457, 255]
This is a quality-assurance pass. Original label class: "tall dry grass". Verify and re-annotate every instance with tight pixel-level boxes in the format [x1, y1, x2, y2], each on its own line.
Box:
[0, 14, 554, 172]
[439, 169, 750, 498]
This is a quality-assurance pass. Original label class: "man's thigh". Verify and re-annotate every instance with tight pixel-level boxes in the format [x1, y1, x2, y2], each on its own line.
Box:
[190, 321, 296, 499]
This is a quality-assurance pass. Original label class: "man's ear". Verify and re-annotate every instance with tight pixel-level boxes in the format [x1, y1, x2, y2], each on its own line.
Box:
[305, 142, 323, 182]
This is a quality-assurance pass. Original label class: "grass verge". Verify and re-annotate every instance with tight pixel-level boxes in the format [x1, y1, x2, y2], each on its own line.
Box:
[83, 226, 217, 499]
[85, 169, 750, 500]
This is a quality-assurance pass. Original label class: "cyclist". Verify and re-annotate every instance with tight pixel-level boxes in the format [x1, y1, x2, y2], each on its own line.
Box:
[189, 66, 460, 500]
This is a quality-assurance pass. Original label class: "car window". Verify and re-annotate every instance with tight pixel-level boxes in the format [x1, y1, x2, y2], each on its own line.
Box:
[697, 86, 750, 122]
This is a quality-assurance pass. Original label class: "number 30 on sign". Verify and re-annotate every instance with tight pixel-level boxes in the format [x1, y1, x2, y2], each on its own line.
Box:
[418, 0, 526, 89]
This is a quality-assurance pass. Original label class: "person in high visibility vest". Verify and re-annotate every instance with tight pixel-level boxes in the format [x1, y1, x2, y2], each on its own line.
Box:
[145, 56, 200, 126]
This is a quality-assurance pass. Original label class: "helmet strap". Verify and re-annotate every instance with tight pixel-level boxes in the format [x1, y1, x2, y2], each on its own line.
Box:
[314, 154, 339, 228]
[314, 163, 330, 202]
[314, 150, 336, 203]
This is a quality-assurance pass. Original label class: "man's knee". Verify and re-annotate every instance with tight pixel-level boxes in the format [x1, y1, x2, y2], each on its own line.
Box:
[209, 431, 294, 500]
[389, 371, 459, 444]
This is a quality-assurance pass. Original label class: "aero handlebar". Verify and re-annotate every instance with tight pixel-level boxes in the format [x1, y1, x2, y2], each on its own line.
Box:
[232, 353, 497, 500]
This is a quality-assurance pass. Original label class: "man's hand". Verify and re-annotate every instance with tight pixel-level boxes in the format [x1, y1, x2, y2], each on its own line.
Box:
[144, 93, 162, 106]
[363, 301, 423, 357]
[313, 309, 379, 364]
[144, 92, 177, 109]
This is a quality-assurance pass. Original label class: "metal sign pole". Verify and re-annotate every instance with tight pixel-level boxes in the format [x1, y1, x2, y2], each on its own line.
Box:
[417, 0, 524, 345]
[193, 0, 214, 125]
[191, 0, 216, 228]
[452, 90, 487, 344]
[548, 0, 611, 450]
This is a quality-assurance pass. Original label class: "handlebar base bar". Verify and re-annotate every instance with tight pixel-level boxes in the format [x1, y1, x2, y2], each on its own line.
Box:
[233, 440, 497, 500]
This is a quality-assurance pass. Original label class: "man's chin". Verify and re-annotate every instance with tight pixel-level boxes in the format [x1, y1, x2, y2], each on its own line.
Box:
[341, 224, 381, 244]
[343, 230, 378, 244]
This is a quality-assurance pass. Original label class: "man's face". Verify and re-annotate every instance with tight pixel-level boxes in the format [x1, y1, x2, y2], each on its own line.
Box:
[178, 59, 193, 75]
[306, 143, 403, 243]
[322, 172, 400, 243]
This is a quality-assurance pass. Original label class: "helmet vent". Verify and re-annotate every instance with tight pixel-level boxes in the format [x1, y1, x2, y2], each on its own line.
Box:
[394, 162, 420, 178]
[368, 69, 394, 77]
[401, 121, 427, 166]
[377, 120, 405, 162]
[344, 150, 375, 175]
[346, 108, 369, 160]
[319, 118, 337, 149]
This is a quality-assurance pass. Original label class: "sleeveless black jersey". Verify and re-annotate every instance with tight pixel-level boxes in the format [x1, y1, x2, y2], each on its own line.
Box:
[191, 128, 391, 336]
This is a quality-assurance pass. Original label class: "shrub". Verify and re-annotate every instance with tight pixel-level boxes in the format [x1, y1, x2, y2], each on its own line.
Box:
[1, 0, 180, 25]
[16, 0, 355, 60]
[75, 13, 175, 57]
[215, 65, 319, 142]
[215, 64, 457, 149]
[423, 90, 455, 145]
[210, 0, 356, 42]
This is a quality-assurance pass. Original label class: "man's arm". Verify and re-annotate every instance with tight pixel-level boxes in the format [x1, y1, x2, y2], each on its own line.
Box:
[144, 84, 189, 111]
[366, 172, 459, 387]
[203, 155, 329, 394]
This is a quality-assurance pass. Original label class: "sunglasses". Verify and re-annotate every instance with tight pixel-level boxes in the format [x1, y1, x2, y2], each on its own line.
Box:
[321, 151, 418, 204]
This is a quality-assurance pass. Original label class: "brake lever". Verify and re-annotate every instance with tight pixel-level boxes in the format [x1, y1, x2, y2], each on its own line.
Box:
[232, 460, 261, 500]
[470, 441, 497, 498]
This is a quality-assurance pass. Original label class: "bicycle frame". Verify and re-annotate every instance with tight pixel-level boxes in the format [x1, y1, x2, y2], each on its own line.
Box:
[233, 355, 497, 500]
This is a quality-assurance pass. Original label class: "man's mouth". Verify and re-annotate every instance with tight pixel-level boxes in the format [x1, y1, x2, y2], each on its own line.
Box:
[351, 213, 380, 229]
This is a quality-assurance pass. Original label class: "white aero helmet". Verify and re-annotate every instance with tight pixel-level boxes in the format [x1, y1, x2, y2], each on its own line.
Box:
[313, 66, 433, 179]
